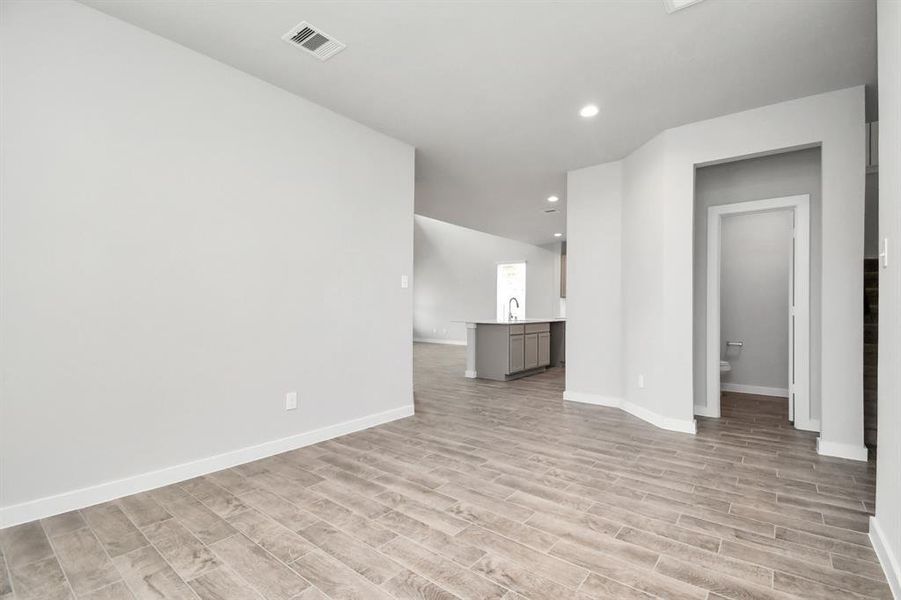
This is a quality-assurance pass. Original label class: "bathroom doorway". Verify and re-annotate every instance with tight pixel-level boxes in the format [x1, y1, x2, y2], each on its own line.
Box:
[705, 195, 812, 430]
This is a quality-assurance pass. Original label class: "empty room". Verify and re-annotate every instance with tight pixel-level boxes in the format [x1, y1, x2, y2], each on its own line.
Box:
[1, 1, 900, 599]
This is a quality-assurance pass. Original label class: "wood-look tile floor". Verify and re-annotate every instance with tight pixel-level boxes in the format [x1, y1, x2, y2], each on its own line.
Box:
[0, 343, 890, 600]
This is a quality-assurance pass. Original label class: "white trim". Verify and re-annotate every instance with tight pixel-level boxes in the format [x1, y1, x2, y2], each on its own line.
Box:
[707, 195, 811, 430]
[563, 390, 620, 407]
[693, 404, 719, 418]
[870, 516, 901, 599]
[721, 383, 789, 397]
[622, 400, 697, 434]
[413, 338, 467, 346]
[0, 404, 414, 528]
[464, 370, 478, 379]
[564, 391, 697, 434]
[800, 418, 821, 433]
[816, 437, 869, 462]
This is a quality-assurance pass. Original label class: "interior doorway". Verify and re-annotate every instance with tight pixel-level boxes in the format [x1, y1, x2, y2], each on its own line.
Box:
[706, 194, 813, 430]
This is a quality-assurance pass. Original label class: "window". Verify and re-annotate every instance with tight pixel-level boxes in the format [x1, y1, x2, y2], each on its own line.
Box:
[497, 262, 526, 321]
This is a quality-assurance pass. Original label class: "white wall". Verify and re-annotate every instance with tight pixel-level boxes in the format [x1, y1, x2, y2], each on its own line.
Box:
[720, 211, 793, 392]
[621, 133, 676, 424]
[566, 87, 866, 453]
[693, 148, 822, 407]
[565, 163, 623, 403]
[872, 0, 901, 595]
[0, 0, 414, 525]
[413, 215, 560, 343]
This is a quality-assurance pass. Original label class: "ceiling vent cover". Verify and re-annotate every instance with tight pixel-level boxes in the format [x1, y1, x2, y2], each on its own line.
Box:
[282, 21, 345, 61]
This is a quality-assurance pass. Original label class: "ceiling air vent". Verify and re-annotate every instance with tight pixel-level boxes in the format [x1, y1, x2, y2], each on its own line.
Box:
[282, 21, 345, 61]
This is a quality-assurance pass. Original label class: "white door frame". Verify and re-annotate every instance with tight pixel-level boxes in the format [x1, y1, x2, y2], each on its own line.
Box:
[706, 194, 813, 430]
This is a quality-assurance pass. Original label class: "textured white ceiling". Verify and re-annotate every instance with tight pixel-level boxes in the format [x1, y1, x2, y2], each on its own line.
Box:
[79, 0, 876, 245]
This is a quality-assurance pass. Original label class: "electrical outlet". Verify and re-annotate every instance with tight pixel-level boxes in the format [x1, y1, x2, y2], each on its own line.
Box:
[638, 374, 645, 389]
[285, 391, 298, 411]
[400, 275, 409, 288]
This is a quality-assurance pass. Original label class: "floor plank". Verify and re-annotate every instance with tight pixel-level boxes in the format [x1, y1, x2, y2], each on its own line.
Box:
[208, 534, 309, 600]
[50, 528, 121, 595]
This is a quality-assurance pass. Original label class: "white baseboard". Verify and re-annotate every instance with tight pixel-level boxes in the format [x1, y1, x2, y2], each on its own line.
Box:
[816, 437, 869, 462]
[870, 516, 901, 599]
[721, 383, 789, 397]
[693, 404, 719, 418]
[564, 391, 697, 435]
[562, 390, 620, 407]
[795, 417, 821, 433]
[0, 404, 414, 528]
[464, 370, 478, 379]
[413, 338, 467, 346]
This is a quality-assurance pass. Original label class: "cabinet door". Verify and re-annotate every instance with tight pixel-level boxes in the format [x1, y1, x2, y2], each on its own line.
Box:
[538, 332, 550, 366]
[509, 334, 525, 374]
[524, 333, 539, 370]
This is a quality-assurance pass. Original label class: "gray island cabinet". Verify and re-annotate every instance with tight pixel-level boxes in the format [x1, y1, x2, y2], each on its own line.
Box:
[460, 319, 565, 381]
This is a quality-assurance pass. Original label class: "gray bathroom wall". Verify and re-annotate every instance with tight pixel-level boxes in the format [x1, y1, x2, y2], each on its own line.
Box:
[720, 210, 793, 392]
[693, 148, 822, 411]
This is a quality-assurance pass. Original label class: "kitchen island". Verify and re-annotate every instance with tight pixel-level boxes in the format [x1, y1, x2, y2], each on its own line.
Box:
[459, 319, 565, 381]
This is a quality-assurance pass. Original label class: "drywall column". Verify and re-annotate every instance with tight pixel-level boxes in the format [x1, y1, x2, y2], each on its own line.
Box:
[563, 162, 624, 406]
[815, 113, 868, 460]
[661, 134, 698, 428]
[871, 0, 901, 594]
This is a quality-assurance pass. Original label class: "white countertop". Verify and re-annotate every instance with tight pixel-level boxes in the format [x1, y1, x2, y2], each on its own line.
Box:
[455, 318, 566, 325]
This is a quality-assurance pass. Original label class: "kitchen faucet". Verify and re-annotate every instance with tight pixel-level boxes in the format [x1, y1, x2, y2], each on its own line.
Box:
[508, 297, 520, 322]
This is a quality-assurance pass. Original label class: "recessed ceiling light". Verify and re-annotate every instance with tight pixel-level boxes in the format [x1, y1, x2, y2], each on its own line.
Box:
[579, 104, 599, 118]
[554, 233, 563, 238]
[547, 195, 559, 203]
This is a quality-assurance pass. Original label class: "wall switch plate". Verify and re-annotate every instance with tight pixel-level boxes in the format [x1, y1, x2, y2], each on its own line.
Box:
[285, 392, 298, 411]
[638, 374, 645, 389]
[400, 275, 409, 288]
